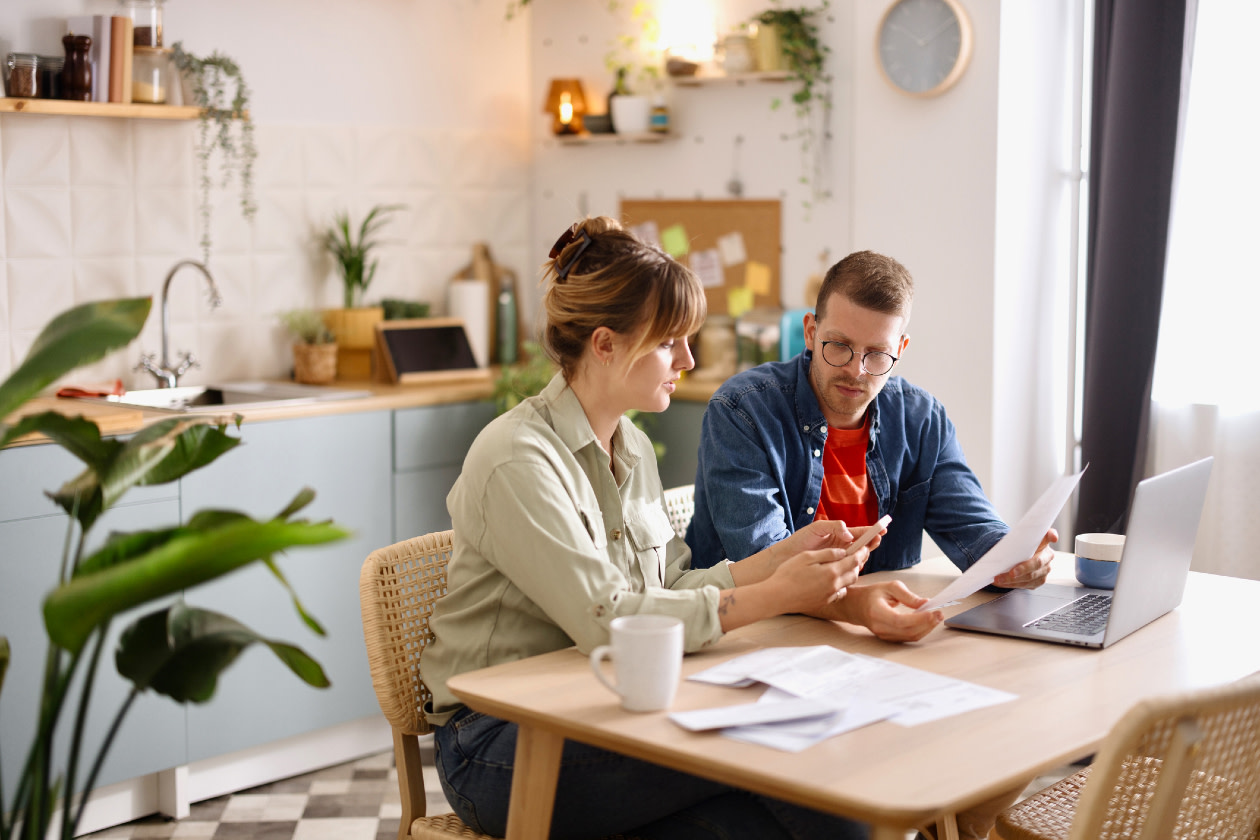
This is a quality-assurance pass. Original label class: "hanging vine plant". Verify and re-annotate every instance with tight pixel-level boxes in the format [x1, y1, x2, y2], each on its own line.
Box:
[753, 2, 832, 208]
[171, 43, 258, 265]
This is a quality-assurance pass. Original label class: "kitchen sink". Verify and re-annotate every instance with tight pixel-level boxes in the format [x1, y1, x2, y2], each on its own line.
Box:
[90, 381, 374, 413]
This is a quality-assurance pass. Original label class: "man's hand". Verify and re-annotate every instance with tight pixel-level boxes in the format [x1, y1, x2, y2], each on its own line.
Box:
[809, 581, 943, 642]
[991, 528, 1058, 589]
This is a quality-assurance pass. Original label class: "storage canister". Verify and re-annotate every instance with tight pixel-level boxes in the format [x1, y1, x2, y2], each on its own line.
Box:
[132, 46, 172, 103]
[6, 53, 40, 98]
[38, 55, 63, 99]
[123, 0, 166, 47]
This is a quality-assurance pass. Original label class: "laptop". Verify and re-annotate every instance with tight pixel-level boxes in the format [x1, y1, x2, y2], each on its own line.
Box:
[945, 456, 1213, 649]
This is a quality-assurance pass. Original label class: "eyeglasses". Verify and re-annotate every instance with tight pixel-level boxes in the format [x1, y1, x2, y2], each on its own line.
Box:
[818, 341, 899, 376]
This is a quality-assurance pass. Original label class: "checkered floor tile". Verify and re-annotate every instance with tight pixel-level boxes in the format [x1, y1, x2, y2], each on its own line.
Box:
[82, 741, 452, 840]
[80, 738, 1081, 839]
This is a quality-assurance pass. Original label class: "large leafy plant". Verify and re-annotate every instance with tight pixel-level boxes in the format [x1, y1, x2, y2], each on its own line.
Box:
[0, 298, 348, 840]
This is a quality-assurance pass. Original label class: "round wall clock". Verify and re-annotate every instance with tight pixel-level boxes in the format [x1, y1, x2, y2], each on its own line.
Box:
[876, 0, 973, 97]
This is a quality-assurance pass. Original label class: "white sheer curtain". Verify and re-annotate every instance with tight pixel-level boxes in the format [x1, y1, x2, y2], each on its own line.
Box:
[1151, 1, 1260, 580]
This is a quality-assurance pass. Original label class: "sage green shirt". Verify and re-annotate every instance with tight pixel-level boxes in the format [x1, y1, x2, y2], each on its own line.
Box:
[422, 374, 735, 725]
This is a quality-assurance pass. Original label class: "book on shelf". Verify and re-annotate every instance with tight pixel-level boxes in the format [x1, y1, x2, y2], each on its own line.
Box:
[109, 16, 133, 103]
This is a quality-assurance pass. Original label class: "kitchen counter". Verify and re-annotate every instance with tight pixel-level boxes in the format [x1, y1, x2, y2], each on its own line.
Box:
[4, 372, 720, 447]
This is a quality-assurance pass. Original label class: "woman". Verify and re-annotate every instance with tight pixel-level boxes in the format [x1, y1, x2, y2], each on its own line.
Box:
[421, 217, 878, 840]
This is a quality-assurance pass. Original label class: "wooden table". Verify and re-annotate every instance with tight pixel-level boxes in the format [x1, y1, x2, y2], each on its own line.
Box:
[447, 554, 1260, 840]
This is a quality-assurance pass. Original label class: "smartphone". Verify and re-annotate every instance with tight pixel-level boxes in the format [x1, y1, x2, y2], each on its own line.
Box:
[843, 514, 892, 557]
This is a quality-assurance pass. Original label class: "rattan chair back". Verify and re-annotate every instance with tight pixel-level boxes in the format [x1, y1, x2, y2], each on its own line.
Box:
[662, 484, 695, 540]
[361, 531, 491, 840]
[994, 675, 1260, 840]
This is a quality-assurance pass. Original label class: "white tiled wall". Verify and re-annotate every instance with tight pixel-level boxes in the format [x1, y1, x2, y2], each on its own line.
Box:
[0, 116, 530, 389]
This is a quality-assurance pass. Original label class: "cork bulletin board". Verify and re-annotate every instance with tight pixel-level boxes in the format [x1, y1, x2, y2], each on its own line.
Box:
[619, 199, 781, 316]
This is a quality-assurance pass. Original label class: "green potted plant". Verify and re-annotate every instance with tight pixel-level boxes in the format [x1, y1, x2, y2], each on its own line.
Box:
[752, 2, 832, 207]
[0, 298, 347, 840]
[322, 204, 403, 380]
[279, 308, 338, 385]
[170, 43, 257, 266]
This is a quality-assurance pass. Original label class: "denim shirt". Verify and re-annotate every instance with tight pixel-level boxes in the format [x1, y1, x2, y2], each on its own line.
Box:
[686, 351, 1007, 574]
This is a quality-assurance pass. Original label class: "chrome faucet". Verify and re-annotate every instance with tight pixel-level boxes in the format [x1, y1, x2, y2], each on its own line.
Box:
[136, 259, 223, 388]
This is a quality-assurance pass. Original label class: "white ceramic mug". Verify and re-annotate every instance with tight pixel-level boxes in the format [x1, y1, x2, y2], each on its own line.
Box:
[589, 615, 683, 712]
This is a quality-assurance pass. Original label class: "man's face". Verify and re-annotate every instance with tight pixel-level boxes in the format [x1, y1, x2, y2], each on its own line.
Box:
[804, 293, 909, 430]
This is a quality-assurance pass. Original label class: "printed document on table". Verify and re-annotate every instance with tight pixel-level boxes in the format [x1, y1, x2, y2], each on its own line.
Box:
[683, 646, 1015, 751]
[917, 467, 1086, 611]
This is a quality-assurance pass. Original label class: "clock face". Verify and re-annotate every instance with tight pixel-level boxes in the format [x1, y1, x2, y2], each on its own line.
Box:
[877, 0, 972, 97]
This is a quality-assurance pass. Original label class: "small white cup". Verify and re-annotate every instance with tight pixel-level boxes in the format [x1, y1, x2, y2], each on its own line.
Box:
[589, 615, 683, 712]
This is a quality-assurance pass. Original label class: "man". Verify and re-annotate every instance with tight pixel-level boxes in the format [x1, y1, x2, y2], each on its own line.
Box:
[687, 250, 1056, 644]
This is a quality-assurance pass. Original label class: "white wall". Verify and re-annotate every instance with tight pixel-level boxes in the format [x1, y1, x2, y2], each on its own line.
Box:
[0, 0, 531, 388]
[526, 0, 1074, 506]
[2, 0, 1072, 515]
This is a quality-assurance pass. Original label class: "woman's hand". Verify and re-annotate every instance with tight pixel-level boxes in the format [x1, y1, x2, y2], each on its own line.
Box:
[809, 581, 943, 642]
[717, 546, 866, 632]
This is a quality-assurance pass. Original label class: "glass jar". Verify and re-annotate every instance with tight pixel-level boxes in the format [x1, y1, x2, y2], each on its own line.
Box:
[122, 0, 166, 47]
[6, 53, 40, 98]
[38, 55, 64, 99]
[132, 46, 172, 103]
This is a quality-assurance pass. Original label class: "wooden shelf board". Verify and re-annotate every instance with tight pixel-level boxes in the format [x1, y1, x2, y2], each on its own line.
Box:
[556, 132, 670, 146]
[0, 98, 201, 120]
[671, 70, 792, 87]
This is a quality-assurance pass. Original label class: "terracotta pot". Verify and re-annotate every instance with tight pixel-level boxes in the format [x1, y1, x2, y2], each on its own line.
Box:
[292, 342, 338, 385]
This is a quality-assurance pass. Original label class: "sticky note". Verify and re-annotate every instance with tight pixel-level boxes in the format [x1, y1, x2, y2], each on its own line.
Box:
[746, 261, 771, 296]
[728, 286, 754, 318]
[661, 224, 690, 258]
[717, 232, 747, 266]
[689, 248, 724, 288]
[629, 221, 660, 249]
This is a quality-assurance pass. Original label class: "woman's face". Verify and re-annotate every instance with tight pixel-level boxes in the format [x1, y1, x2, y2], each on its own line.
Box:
[616, 335, 695, 413]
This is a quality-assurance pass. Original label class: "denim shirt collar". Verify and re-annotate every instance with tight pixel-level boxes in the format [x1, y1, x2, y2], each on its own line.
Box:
[795, 349, 882, 448]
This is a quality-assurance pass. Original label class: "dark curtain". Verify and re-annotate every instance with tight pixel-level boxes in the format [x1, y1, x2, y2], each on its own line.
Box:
[1077, 0, 1190, 533]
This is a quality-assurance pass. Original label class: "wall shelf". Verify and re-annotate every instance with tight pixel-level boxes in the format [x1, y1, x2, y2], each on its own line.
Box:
[556, 132, 670, 146]
[0, 98, 200, 120]
[671, 70, 792, 88]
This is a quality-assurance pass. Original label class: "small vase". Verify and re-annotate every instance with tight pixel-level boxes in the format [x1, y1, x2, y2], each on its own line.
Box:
[292, 343, 338, 385]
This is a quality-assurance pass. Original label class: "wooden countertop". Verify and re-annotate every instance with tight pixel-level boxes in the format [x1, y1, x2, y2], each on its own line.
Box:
[3, 373, 721, 448]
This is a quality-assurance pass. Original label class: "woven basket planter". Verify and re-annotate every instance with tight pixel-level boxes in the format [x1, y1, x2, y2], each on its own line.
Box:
[292, 342, 338, 385]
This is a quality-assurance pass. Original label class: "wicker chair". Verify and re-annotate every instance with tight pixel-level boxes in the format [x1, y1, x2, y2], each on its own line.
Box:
[991, 675, 1260, 840]
[361, 533, 636, 840]
[360, 531, 490, 840]
[662, 484, 695, 540]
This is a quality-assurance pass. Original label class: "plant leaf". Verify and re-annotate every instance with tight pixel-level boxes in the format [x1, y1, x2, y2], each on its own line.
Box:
[129, 417, 242, 486]
[262, 558, 326, 636]
[116, 604, 330, 704]
[0, 635, 9, 698]
[44, 513, 350, 654]
[0, 409, 122, 461]
[0, 297, 150, 421]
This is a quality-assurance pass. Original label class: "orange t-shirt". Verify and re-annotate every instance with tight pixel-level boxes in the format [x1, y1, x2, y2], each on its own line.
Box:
[814, 418, 879, 528]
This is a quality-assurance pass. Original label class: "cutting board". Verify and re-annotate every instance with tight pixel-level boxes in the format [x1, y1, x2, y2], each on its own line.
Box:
[3, 397, 145, 443]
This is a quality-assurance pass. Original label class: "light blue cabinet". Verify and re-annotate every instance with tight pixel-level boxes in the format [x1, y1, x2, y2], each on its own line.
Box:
[0, 443, 184, 806]
[179, 411, 393, 763]
[392, 401, 495, 541]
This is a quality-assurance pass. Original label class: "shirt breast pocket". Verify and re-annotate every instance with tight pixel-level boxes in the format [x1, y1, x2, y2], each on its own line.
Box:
[579, 504, 608, 550]
[624, 504, 676, 589]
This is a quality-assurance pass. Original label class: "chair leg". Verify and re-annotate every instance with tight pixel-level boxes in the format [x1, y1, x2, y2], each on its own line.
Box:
[936, 814, 960, 840]
[394, 729, 427, 840]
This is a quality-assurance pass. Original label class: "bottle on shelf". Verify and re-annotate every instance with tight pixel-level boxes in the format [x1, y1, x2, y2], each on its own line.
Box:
[650, 95, 670, 134]
[60, 35, 93, 102]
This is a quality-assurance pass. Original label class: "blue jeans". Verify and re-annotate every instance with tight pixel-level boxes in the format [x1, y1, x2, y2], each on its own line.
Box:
[434, 706, 870, 840]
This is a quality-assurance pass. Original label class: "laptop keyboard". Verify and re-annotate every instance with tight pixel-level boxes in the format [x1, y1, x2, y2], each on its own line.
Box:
[1027, 593, 1112, 635]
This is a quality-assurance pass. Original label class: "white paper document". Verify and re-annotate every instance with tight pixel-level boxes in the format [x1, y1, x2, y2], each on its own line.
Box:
[678, 646, 1015, 751]
[918, 467, 1086, 611]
